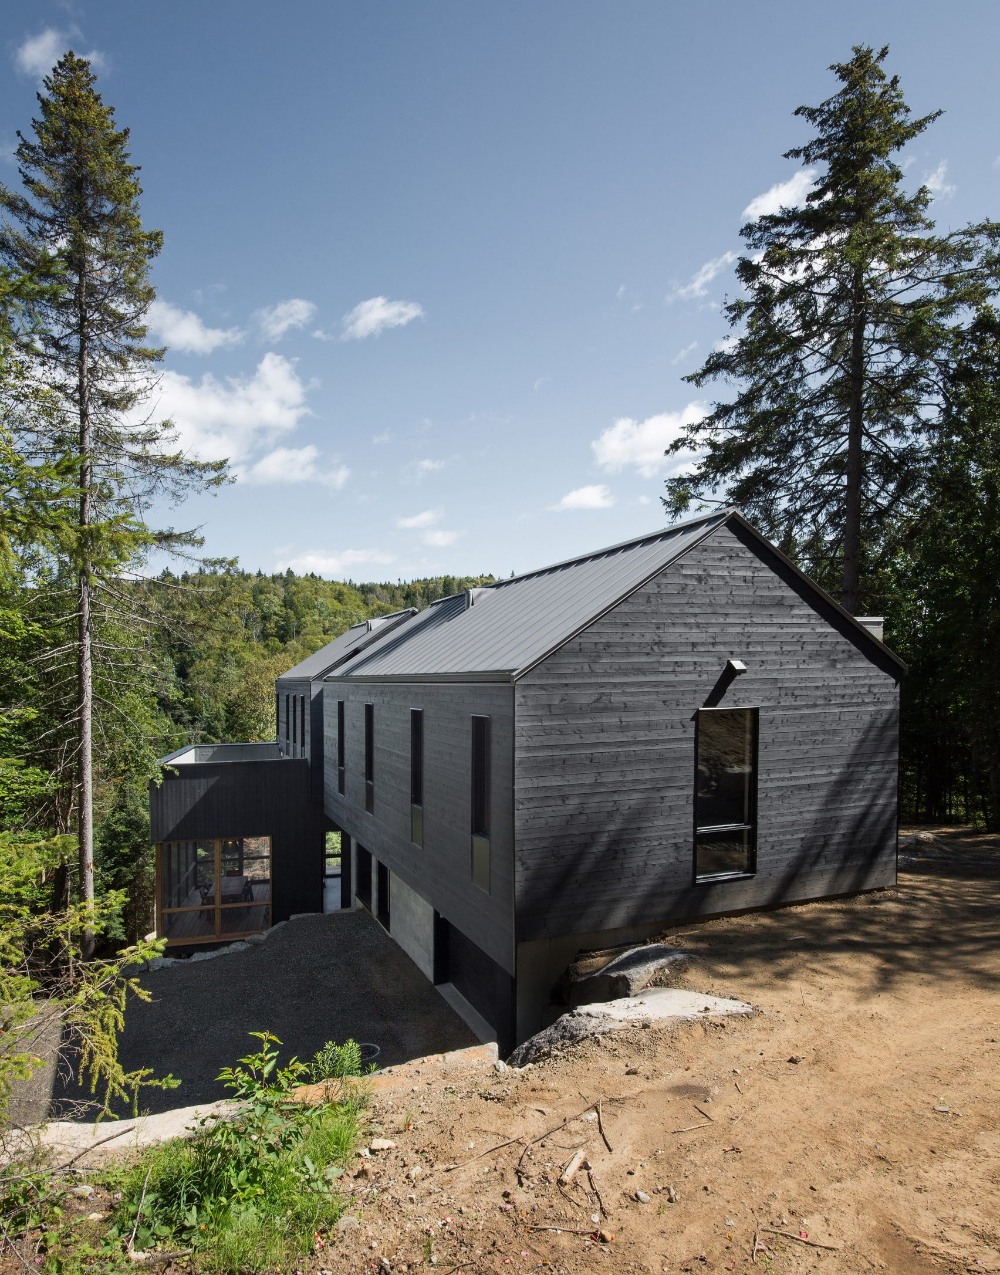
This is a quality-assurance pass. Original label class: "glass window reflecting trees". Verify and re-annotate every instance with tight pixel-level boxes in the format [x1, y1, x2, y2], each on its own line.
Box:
[694, 708, 758, 880]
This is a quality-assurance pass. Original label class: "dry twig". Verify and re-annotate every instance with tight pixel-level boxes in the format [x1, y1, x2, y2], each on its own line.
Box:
[761, 1227, 840, 1252]
[127, 1168, 152, 1256]
[596, 1098, 613, 1152]
[671, 1121, 713, 1134]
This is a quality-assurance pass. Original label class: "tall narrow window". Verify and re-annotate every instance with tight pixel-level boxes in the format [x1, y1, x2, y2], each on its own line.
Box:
[694, 707, 758, 881]
[410, 709, 424, 846]
[337, 700, 345, 794]
[300, 695, 306, 751]
[364, 703, 375, 814]
[275, 693, 280, 743]
[284, 694, 290, 743]
[471, 715, 491, 890]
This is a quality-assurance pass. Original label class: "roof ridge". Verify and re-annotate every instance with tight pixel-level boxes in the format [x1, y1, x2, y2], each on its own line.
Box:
[493, 507, 732, 588]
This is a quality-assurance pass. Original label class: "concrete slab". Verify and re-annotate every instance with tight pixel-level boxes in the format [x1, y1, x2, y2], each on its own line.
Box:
[36, 1101, 241, 1167]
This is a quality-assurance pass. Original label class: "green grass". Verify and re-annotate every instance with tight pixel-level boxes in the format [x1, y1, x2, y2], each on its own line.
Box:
[35, 1033, 368, 1275]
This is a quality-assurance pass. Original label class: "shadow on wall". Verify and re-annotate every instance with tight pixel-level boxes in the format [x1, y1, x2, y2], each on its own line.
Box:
[516, 711, 898, 942]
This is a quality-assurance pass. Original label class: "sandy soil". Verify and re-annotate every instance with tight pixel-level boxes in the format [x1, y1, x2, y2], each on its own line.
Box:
[317, 826, 1000, 1275]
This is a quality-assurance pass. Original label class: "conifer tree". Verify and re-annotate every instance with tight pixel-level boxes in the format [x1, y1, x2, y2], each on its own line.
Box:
[664, 45, 1000, 612]
[0, 54, 226, 953]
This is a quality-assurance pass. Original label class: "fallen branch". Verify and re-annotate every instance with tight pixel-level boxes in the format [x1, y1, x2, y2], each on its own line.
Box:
[671, 1121, 713, 1134]
[596, 1098, 613, 1153]
[587, 1169, 608, 1218]
[559, 1149, 587, 1186]
[60, 1126, 134, 1169]
[693, 1104, 715, 1122]
[523, 1225, 593, 1235]
[761, 1228, 840, 1252]
[126, 1168, 152, 1257]
[449, 1100, 605, 1173]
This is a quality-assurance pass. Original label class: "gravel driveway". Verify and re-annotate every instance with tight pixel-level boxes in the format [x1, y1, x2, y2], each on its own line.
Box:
[56, 909, 478, 1117]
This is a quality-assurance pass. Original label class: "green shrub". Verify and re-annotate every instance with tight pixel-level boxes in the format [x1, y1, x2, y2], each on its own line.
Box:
[309, 1037, 363, 1083]
[104, 1032, 365, 1272]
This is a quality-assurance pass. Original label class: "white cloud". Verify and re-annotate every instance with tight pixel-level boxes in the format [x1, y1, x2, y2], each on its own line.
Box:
[422, 529, 459, 547]
[924, 160, 956, 199]
[256, 298, 316, 342]
[150, 352, 312, 464]
[633, 495, 652, 506]
[743, 167, 817, 219]
[533, 376, 551, 392]
[371, 430, 393, 445]
[591, 403, 708, 478]
[238, 445, 348, 489]
[339, 296, 424, 341]
[274, 548, 393, 578]
[397, 509, 441, 529]
[671, 341, 698, 366]
[402, 458, 446, 483]
[147, 299, 243, 356]
[15, 28, 107, 78]
[714, 334, 739, 353]
[550, 484, 616, 512]
[670, 252, 736, 302]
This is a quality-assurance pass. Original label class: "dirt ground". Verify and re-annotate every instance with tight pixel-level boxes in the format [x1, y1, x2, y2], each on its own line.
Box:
[315, 826, 1000, 1275]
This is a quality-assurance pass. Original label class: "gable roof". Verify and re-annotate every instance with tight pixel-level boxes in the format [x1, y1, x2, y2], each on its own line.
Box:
[325, 508, 906, 681]
[328, 510, 730, 680]
[275, 609, 417, 684]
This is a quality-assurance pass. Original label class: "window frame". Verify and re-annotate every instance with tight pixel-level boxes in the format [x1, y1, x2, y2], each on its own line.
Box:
[337, 700, 345, 794]
[693, 705, 759, 884]
[410, 708, 424, 846]
[364, 702, 375, 814]
[470, 714, 491, 891]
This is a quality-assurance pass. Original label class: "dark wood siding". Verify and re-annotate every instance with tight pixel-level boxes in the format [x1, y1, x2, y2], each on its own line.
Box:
[513, 521, 900, 943]
[324, 680, 515, 973]
[149, 757, 323, 922]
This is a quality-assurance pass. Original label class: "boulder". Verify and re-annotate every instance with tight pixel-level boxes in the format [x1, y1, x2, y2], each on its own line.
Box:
[552, 943, 692, 1006]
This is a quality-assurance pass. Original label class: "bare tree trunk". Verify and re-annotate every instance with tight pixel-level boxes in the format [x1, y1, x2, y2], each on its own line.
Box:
[77, 266, 95, 960]
[843, 271, 865, 614]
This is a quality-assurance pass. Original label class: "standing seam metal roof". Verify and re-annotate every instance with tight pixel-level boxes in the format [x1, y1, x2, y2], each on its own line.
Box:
[275, 609, 417, 682]
[327, 511, 730, 679]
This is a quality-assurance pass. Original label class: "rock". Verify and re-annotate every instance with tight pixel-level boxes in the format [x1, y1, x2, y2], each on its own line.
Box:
[290, 912, 323, 921]
[245, 933, 267, 944]
[369, 1138, 397, 1152]
[71, 1185, 95, 1198]
[666, 1186, 678, 1203]
[493, 1060, 509, 1074]
[636, 1191, 651, 1204]
[788, 1055, 802, 1064]
[148, 957, 177, 971]
[336, 1215, 360, 1231]
[189, 949, 219, 962]
[553, 943, 694, 1006]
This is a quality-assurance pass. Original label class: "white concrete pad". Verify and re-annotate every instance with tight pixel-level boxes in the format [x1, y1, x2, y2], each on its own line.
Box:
[572, 988, 753, 1023]
[36, 1100, 241, 1167]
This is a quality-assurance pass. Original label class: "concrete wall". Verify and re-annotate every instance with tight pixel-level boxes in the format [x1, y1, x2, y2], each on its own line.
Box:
[388, 870, 435, 981]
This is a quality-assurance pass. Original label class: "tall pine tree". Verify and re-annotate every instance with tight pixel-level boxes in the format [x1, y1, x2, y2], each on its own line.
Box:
[0, 54, 226, 953]
[664, 45, 1000, 612]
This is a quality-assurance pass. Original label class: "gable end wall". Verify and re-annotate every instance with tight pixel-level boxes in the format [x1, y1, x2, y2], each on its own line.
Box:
[513, 521, 900, 943]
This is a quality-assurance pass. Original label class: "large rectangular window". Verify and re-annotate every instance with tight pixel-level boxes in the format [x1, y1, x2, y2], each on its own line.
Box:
[471, 715, 491, 890]
[337, 700, 345, 794]
[364, 703, 375, 813]
[694, 707, 758, 881]
[157, 836, 272, 945]
[410, 709, 423, 846]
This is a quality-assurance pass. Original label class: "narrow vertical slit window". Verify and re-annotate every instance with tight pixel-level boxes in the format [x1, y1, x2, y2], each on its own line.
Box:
[275, 693, 280, 744]
[694, 707, 758, 881]
[337, 700, 345, 794]
[364, 703, 375, 814]
[284, 694, 290, 744]
[300, 695, 306, 751]
[410, 709, 423, 846]
[471, 715, 491, 891]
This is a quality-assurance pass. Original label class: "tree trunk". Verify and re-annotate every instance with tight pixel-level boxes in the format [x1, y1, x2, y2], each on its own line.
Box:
[77, 265, 95, 960]
[843, 270, 865, 614]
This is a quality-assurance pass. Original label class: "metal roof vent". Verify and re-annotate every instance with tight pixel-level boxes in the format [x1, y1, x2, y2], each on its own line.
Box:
[856, 616, 885, 641]
[465, 587, 491, 610]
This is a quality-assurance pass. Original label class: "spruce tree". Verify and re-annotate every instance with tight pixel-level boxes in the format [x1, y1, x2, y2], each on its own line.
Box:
[0, 54, 225, 953]
[664, 45, 1000, 612]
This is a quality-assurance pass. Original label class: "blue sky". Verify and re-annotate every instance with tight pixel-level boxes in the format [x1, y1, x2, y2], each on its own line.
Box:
[3, 1, 999, 581]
